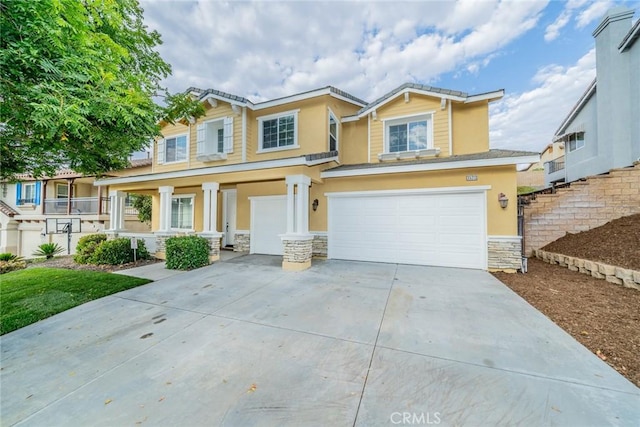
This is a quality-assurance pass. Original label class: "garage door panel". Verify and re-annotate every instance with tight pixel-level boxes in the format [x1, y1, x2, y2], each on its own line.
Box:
[251, 197, 287, 255]
[329, 191, 486, 269]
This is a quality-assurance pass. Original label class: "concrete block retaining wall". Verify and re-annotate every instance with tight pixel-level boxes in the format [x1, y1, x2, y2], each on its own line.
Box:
[535, 249, 640, 291]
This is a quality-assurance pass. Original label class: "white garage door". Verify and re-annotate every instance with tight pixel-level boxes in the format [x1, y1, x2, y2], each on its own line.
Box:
[250, 196, 287, 255]
[328, 190, 486, 269]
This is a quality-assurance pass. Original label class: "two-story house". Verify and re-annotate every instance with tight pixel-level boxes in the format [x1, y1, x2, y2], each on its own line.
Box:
[546, 7, 640, 187]
[0, 159, 152, 257]
[95, 83, 538, 272]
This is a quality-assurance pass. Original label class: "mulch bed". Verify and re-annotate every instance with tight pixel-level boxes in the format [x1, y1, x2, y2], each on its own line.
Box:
[493, 258, 640, 388]
[26, 255, 162, 273]
[542, 214, 640, 271]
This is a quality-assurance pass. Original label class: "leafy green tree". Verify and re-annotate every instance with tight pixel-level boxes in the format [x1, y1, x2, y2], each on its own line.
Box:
[130, 194, 152, 224]
[0, 0, 204, 180]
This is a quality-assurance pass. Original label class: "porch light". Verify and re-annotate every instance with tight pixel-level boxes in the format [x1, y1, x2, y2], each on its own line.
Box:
[312, 198, 319, 211]
[498, 193, 509, 209]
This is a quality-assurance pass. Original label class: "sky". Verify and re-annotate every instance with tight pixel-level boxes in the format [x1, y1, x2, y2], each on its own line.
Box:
[140, 0, 639, 154]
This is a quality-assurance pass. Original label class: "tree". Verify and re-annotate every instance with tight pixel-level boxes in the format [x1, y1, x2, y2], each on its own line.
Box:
[130, 194, 152, 224]
[0, 0, 204, 180]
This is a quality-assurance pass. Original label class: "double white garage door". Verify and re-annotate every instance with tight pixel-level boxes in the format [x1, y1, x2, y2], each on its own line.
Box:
[250, 190, 487, 269]
[327, 190, 487, 269]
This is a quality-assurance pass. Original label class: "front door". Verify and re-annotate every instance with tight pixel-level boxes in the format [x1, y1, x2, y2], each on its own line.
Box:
[222, 190, 237, 248]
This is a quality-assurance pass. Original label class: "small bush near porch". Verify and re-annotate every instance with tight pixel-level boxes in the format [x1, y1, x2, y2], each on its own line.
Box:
[165, 236, 210, 270]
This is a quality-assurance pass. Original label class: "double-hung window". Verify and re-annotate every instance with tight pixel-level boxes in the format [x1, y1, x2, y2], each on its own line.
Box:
[566, 132, 585, 152]
[258, 110, 299, 152]
[158, 134, 188, 164]
[386, 114, 432, 153]
[329, 112, 338, 151]
[20, 183, 37, 205]
[171, 196, 194, 230]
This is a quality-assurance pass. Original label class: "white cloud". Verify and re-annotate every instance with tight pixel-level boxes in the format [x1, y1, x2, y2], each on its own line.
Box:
[576, 0, 614, 28]
[545, 9, 572, 41]
[489, 49, 596, 153]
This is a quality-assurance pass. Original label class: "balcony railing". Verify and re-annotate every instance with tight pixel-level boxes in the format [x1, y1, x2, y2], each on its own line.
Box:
[43, 197, 109, 215]
[546, 156, 565, 174]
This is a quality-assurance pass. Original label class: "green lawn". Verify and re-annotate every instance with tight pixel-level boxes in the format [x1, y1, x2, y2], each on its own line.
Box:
[0, 268, 152, 335]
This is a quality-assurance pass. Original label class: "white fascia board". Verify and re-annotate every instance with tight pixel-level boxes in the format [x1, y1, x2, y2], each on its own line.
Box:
[325, 185, 491, 198]
[94, 156, 336, 186]
[358, 88, 466, 118]
[320, 154, 541, 178]
[464, 90, 504, 103]
[253, 88, 365, 110]
[329, 92, 367, 107]
[201, 93, 249, 108]
[341, 115, 359, 123]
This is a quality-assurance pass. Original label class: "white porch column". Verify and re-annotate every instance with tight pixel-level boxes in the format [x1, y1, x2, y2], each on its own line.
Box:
[158, 186, 174, 232]
[281, 175, 313, 271]
[108, 190, 126, 231]
[285, 177, 296, 234]
[202, 182, 220, 233]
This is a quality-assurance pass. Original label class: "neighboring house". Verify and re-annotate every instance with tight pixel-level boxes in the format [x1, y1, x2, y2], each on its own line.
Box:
[547, 7, 640, 187]
[95, 82, 538, 272]
[0, 159, 152, 257]
[517, 141, 565, 191]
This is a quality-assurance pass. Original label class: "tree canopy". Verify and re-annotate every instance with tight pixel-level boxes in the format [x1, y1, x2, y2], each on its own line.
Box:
[0, 0, 204, 180]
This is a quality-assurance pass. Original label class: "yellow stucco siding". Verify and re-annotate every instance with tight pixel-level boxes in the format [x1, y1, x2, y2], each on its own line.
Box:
[451, 102, 490, 155]
[341, 119, 368, 165]
[236, 180, 286, 229]
[369, 94, 451, 162]
[189, 103, 243, 167]
[315, 165, 517, 236]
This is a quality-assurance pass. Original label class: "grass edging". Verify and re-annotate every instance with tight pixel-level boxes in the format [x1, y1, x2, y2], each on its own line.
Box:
[0, 268, 152, 335]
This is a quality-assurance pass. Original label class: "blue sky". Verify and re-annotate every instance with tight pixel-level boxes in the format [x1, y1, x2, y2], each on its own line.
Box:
[140, 0, 639, 153]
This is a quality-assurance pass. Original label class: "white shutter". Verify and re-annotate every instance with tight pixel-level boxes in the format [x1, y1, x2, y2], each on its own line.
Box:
[196, 123, 206, 154]
[223, 117, 233, 153]
[157, 139, 165, 164]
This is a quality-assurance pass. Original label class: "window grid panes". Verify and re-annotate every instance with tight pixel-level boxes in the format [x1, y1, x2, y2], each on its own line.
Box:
[567, 133, 585, 152]
[389, 120, 428, 153]
[23, 183, 36, 203]
[217, 128, 224, 153]
[329, 115, 338, 151]
[262, 114, 295, 149]
[165, 135, 187, 162]
[171, 197, 193, 229]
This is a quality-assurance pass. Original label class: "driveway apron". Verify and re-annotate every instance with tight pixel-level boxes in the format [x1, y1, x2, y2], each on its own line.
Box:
[1, 257, 638, 426]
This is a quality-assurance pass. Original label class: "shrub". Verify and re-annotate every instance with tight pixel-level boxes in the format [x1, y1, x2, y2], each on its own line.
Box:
[0, 253, 22, 262]
[0, 259, 27, 274]
[165, 236, 210, 270]
[32, 243, 64, 259]
[74, 233, 107, 264]
[91, 237, 150, 265]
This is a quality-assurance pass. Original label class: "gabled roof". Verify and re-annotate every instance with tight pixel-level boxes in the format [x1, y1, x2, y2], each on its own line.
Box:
[352, 83, 504, 118]
[187, 85, 367, 111]
[618, 17, 640, 51]
[554, 79, 597, 137]
[0, 200, 18, 218]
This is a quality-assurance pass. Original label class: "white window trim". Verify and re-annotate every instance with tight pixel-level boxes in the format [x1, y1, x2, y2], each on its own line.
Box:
[164, 133, 189, 164]
[383, 111, 434, 154]
[328, 108, 339, 152]
[566, 132, 585, 153]
[170, 194, 195, 231]
[21, 183, 36, 204]
[257, 109, 300, 153]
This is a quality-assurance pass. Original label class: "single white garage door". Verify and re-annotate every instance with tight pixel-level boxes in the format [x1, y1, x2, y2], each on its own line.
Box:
[250, 196, 287, 255]
[328, 190, 486, 269]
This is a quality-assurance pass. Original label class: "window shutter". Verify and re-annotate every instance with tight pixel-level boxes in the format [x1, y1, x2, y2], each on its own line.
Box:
[34, 181, 42, 205]
[223, 117, 233, 153]
[157, 139, 165, 164]
[16, 182, 22, 205]
[196, 123, 206, 154]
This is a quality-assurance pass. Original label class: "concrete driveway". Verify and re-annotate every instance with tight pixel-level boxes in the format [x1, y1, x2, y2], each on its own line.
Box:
[1, 256, 638, 426]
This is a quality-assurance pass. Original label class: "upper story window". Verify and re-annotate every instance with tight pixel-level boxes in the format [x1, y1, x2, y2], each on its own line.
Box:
[157, 134, 188, 164]
[16, 181, 41, 205]
[171, 195, 194, 230]
[196, 117, 233, 160]
[386, 114, 432, 153]
[257, 110, 299, 152]
[329, 111, 338, 151]
[566, 132, 585, 152]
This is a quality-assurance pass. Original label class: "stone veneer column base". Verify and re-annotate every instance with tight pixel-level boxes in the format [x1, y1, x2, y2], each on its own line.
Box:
[198, 232, 222, 262]
[281, 234, 313, 271]
[311, 233, 328, 258]
[487, 236, 522, 273]
[233, 232, 250, 252]
[154, 232, 175, 260]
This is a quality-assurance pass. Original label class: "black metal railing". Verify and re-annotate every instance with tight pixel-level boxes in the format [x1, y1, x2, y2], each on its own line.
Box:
[547, 156, 565, 174]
